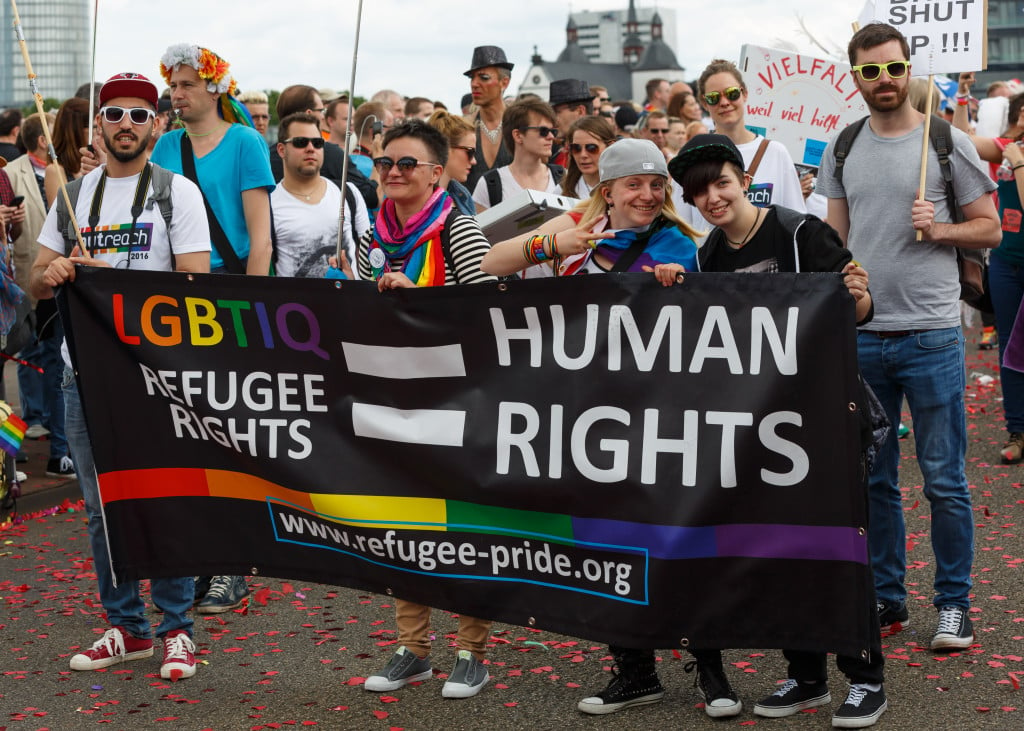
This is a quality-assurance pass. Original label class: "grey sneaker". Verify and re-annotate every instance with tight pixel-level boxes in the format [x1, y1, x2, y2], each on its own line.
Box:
[441, 649, 489, 699]
[196, 575, 250, 614]
[364, 646, 432, 692]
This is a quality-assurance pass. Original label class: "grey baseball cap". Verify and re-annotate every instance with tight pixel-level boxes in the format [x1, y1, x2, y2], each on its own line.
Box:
[598, 138, 668, 184]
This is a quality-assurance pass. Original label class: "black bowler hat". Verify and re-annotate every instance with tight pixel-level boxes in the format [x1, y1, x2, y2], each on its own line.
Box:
[668, 133, 746, 185]
[549, 78, 591, 107]
[465, 45, 515, 77]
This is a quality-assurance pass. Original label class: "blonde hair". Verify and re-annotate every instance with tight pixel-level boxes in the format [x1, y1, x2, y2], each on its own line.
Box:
[427, 108, 474, 145]
[574, 179, 700, 240]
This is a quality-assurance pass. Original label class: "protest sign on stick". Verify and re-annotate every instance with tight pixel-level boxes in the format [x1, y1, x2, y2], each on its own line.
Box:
[858, 0, 987, 75]
[740, 45, 867, 168]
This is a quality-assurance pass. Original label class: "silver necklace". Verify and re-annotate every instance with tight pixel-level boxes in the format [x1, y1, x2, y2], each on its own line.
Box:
[478, 117, 502, 144]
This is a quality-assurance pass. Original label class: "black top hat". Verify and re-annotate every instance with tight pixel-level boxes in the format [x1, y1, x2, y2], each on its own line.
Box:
[465, 45, 514, 77]
[548, 79, 591, 107]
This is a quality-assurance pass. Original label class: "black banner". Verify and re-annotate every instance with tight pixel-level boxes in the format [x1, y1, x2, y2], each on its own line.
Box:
[61, 268, 873, 655]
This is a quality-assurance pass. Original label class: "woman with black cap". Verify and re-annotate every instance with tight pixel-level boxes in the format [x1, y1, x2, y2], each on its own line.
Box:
[667, 134, 885, 729]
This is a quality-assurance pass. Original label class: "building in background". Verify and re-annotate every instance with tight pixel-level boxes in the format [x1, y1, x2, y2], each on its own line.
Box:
[0, 1, 90, 108]
[519, 2, 684, 104]
[978, 0, 1024, 91]
[569, 4, 677, 65]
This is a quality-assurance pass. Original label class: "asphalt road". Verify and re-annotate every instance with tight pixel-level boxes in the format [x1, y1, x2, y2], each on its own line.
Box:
[1, 324, 1022, 731]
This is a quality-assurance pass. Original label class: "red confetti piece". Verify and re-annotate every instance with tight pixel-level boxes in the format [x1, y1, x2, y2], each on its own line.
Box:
[372, 710, 389, 719]
[380, 696, 399, 703]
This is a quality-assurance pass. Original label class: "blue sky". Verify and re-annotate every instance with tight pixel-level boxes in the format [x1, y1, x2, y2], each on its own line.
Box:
[93, 0, 862, 108]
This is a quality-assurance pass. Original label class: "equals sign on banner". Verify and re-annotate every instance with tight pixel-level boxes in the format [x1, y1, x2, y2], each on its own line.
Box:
[342, 343, 467, 447]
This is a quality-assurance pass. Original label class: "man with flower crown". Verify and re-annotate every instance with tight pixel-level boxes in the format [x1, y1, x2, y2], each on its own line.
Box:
[150, 44, 275, 613]
[151, 43, 275, 277]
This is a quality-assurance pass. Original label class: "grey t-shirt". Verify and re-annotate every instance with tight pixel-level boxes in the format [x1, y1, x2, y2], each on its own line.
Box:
[817, 120, 994, 331]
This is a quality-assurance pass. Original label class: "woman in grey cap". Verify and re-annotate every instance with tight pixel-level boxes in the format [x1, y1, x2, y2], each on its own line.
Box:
[481, 137, 698, 279]
[482, 138, 699, 717]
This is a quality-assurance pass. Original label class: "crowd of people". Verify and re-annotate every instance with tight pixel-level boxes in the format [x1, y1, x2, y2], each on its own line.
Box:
[0, 20, 1018, 729]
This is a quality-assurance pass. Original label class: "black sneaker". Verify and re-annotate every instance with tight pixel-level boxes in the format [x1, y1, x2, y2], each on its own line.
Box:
[684, 660, 742, 717]
[931, 605, 973, 651]
[577, 665, 664, 715]
[193, 576, 212, 605]
[364, 646, 432, 692]
[46, 456, 76, 478]
[754, 678, 831, 718]
[832, 684, 887, 728]
[877, 599, 909, 634]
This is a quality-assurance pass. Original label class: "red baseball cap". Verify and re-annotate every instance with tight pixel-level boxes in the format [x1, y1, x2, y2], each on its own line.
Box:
[99, 73, 159, 108]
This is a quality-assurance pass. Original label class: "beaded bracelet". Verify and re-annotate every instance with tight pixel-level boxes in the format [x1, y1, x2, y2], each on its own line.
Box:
[523, 234, 552, 265]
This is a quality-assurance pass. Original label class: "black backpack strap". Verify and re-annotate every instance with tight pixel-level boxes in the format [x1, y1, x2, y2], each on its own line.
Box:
[832, 116, 869, 185]
[928, 116, 964, 224]
[55, 176, 85, 255]
[484, 168, 502, 206]
[179, 133, 246, 274]
[438, 207, 462, 284]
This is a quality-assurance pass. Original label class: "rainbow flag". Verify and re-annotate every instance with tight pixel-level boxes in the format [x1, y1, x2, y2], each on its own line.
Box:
[0, 404, 26, 457]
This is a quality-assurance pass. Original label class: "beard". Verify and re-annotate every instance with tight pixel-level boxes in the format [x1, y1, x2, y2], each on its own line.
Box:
[102, 128, 152, 163]
[862, 82, 909, 113]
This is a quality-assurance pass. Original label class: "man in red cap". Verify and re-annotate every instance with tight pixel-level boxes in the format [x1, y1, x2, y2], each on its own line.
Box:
[30, 72, 211, 682]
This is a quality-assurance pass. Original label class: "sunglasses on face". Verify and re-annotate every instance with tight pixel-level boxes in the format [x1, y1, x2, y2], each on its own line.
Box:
[702, 87, 743, 106]
[520, 125, 557, 138]
[571, 143, 601, 154]
[851, 61, 910, 81]
[452, 145, 476, 160]
[283, 136, 325, 149]
[99, 106, 156, 125]
[373, 156, 438, 173]
[647, 127, 669, 135]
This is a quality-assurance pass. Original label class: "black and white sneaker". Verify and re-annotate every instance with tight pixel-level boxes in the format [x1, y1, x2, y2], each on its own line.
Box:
[754, 678, 831, 718]
[832, 683, 887, 728]
[364, 646, 432, 692]
[577, 665, 664, 715]
[877, 599, 909, 634]
[931, 605, 973, 651]
[684, 660, 742, 717]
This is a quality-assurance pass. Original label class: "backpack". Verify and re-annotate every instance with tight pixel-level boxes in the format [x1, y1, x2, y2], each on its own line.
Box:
[483, 164, 565, 207]
[55, 163, 175, 255]
[832, 115, 985, 303]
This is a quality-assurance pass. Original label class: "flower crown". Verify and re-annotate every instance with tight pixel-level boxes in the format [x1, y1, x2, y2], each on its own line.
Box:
[159, 43, 238, 96]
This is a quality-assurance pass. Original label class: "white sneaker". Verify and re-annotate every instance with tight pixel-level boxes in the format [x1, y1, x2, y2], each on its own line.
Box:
[25, 424, 50, 439]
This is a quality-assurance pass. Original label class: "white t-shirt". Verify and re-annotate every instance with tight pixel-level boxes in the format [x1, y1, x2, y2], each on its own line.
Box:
[37, 164, 211, 365]
[574, 176, 593, 199]
[673, 135, 806, 240]
[271, 180, 366, 279]
[472, 165, 561, 210]
[39, 165, 210, 268]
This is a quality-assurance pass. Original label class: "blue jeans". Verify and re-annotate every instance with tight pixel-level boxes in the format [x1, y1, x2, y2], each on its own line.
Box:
[62, 367, 193, 639]
[857, 328, 973, 610]
[988, 254, 1024, 433]
[19, 329, 67, 459]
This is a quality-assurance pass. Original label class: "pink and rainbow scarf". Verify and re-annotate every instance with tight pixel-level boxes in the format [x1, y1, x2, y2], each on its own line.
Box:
[369, 188, 453, 287]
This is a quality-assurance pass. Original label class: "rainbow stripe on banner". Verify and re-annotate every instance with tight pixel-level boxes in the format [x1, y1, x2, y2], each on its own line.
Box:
[99, 468, 868, 565]
[0, 403, 26, 457]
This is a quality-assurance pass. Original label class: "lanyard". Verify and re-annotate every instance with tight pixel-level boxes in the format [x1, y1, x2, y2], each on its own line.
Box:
[87, 163, 153, 268]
